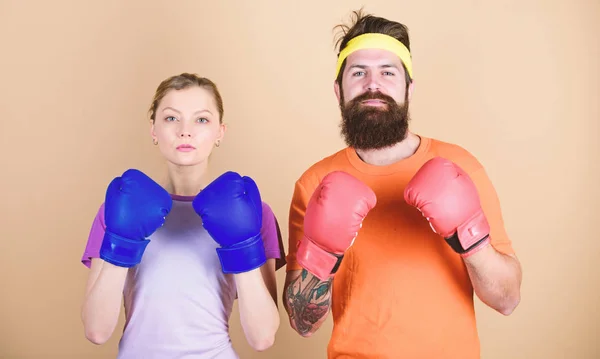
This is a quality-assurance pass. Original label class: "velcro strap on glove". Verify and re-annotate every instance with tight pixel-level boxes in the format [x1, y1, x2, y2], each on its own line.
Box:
[445, 210, 491, 257]
[99, 231, 150, 268]
[216, 234, 267, 274]
[296, 236, 342, 281]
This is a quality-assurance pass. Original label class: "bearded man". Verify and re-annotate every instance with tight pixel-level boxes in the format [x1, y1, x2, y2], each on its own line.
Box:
[282, 9, 522, 359]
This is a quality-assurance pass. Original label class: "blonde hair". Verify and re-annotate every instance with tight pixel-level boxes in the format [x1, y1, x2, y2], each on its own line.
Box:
[148, 73, 224, 124]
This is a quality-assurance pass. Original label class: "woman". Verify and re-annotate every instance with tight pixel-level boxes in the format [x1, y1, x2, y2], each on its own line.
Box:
[80, 73, 283, 358]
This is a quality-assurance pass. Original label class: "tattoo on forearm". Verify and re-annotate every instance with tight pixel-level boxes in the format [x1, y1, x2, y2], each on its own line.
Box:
[286, 269, 332, 335]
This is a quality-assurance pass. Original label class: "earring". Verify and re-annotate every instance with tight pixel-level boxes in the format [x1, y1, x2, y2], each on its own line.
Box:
[215, 140, 220, 147]
[153, 139, 158, 145]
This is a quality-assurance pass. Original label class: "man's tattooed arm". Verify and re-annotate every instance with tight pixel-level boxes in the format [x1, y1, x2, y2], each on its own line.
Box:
[283, 269, 333, 337]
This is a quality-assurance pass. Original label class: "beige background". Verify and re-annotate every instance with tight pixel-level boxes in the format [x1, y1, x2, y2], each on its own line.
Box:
[1, 0, 599, 358]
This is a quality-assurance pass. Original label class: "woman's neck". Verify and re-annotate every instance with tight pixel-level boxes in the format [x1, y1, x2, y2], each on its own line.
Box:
[164, 161, 209, 197]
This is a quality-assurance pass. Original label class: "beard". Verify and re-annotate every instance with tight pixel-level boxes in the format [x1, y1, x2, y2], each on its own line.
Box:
[339, 90, 410, 151]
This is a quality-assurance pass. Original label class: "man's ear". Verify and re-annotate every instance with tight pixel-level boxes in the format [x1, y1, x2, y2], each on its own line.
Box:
[334, 81, 341, 103]
[407, 80, 415, 102]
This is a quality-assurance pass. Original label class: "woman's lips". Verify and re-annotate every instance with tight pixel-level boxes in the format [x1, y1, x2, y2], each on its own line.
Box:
[176, 144, 196, 152]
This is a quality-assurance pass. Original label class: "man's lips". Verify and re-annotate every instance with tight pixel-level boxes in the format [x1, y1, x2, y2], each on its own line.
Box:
[361, 99, 388, 106]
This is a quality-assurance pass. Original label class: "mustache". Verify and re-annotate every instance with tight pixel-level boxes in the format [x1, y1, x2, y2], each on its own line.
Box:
[349, 91, 397, 106]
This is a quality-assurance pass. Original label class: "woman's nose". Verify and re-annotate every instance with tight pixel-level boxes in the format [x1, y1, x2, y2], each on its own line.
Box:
[178, 122, 192, 137]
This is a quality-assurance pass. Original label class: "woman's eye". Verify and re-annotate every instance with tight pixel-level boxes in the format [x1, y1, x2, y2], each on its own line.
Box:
[165, 116, 176, 122]
[197, 118, 208, 123]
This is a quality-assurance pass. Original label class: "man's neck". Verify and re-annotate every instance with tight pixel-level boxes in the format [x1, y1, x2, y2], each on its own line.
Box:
[354, 132, 421, 166]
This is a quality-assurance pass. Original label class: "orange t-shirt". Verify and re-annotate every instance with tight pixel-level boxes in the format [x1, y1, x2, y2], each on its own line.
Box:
[286, 136, 515, 359]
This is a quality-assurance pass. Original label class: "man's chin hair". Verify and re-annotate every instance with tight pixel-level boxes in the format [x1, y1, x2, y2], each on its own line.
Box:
[342, 132, 408, 151]
[338, 89, 411, 151]
[340, 111, 410, 151]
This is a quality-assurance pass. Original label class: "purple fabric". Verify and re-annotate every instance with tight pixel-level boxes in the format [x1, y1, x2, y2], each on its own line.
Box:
[81, 194, 281, 359]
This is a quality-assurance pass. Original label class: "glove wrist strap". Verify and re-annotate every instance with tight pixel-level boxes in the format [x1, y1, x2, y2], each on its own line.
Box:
[99, 231, 149, 268]
[445, 210, 491, 257]
[296, 236, 342, 281]
[216, 234, 267, 274]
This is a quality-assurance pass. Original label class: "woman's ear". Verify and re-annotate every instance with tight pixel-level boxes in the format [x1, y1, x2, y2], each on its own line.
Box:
[218, 123, 227, 142]
[150, 121, 157, 143]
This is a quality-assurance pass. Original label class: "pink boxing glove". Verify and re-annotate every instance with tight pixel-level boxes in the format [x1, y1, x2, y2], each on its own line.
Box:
[296, 171, 377, 281]
[404, 157, 490, 257]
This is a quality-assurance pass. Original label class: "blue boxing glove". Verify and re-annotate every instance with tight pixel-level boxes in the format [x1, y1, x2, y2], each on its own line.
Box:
[192, 171, 266, 274]
[99, 169, 173, 267]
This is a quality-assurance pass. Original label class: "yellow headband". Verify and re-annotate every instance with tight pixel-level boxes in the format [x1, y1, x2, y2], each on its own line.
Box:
[335, 33, 413, 79]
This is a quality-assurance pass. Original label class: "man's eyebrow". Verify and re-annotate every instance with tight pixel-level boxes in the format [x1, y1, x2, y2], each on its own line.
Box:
[347, 64, 400, 70]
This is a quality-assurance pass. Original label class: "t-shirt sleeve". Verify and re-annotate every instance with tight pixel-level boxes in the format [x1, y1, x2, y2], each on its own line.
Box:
[260, 201, 287, 270]
[81, 203, 106, 268]
[285, 179, 312, 272]
[469, 167, 515, 255]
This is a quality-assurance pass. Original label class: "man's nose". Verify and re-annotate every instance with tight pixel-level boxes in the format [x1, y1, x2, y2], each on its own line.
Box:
[365, 73, 381, 91]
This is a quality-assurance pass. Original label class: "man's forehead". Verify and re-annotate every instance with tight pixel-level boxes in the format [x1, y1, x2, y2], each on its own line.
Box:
[334, 33, 413, 79]
[346, 48, 404, 67]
